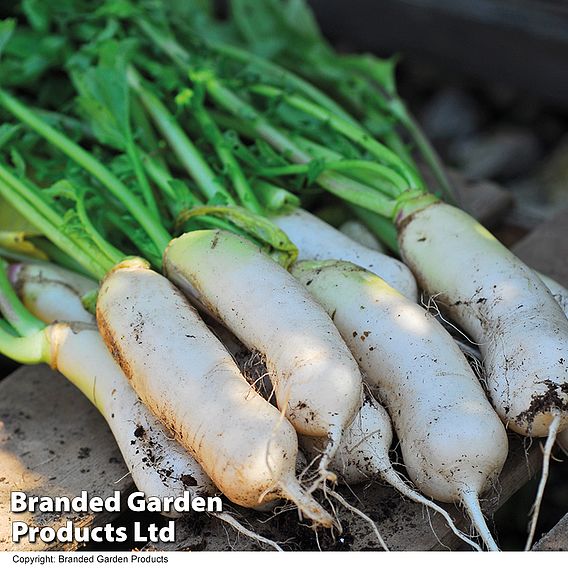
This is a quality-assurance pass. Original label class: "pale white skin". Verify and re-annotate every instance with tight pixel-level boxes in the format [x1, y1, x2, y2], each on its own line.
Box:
[292, 260, 508, 504]
[339, 220, 386, 253]
[301, 392, 394, 485]
[47, 323, 216, 516]
[96, 260, 332, 525]
[398, 202, 568, 437]
[537, 274, 568, 453]
[10, 264, 216, 515]
[538, 272, 568, 315]
[10, 263, 98, 324]
[163, 230, 363, 459]
[272, 208, 418, 300]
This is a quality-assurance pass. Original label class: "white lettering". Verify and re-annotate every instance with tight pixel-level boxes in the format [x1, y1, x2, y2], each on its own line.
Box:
[11, 521, 29, 542]
[10, 492, 29, 513]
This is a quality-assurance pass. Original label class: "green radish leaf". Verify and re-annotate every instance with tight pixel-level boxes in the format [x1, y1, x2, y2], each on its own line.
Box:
[177, 204, 298, 268]
[255, 139, 290, 167]
[71, 39, 136, 150]
[340, 54, 399, 97]
[42, 179, 76, 201]
[0, 124, 21, 151]
[108, 154, 136, 180]
[306, 158, 326, 185]
[21, 0, 50, 32]
[207, 192, 233, 207]
[161, 0, 215, 20]
[156, 0, 240, 46]
[0, 19, 15, 59]
[230, 0, 287, 58]
[9, 149, 27, 179]
[0, 28, 68, 89]
[94, 0, 139, 19]
[229, 0, 400, 123]
[168, 179, 200, 215]
[226, 132, 265, 168]
[107, 212, 161, 267]
[278, 0, 324, 43]
[363, 111, 399, 138]
[231, 0, 323, 58]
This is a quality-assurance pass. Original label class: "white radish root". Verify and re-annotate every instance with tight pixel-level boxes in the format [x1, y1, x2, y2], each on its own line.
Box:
[339, 220, 386, 253]
[398, 202, 568, 438]
[9, 262, 97, 324]
[96, 258, 333, 526]
[292, 259, 508, 550]
[397, 202, 568, 549]
[163, 229, 363, 482]
[272, 208, 417, 299]
[13, 264, 285, 548]
[326, 489, 389, 551]
[524, 413, 562, 551]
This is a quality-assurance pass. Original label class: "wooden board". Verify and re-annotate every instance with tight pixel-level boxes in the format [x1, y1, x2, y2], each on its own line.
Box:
[0, 366, 131, 551]
[511, 206, 568, 285]
[533, 513, 568, 551]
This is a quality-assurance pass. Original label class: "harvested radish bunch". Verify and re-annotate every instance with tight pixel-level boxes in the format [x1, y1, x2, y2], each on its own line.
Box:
[0, 140, 334, 528]
[300, 390, 482, 551]
[292, 260, 509, 550]
[1, 260, 289, 549]
[163, 229, 363, 484]
[212, 320, 479, 550]
[132, 13, 568, 548]
[1, 1, 566, 550]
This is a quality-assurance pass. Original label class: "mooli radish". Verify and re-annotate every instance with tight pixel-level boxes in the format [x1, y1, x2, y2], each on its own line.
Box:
[397, 202, 568, 438]
[163, 229, 364, 484]
[272, 208, 417, 300]
[96, 258, 334, 526]
[292, 259, 509, 550]
[2, 262, 286, 549]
